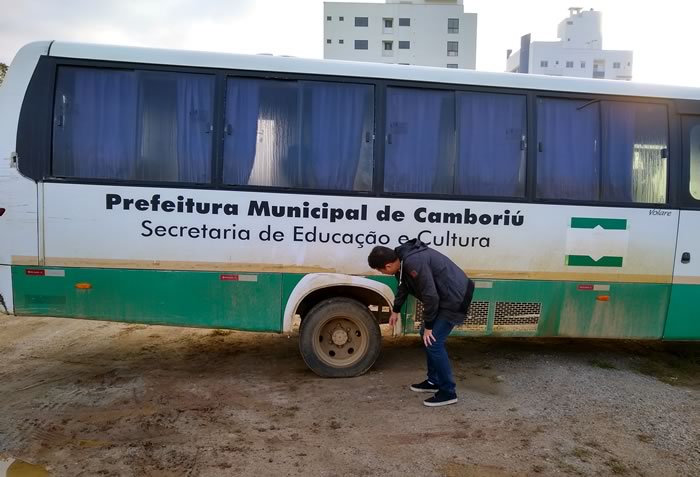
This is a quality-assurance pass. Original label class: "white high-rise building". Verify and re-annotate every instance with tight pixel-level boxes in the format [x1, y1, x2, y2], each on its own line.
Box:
[324, 0, 477, 69]
[506, 8, 633, 80]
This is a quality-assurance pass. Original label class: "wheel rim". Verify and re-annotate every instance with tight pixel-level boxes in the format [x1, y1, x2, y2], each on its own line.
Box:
[311, 315, 370, 368]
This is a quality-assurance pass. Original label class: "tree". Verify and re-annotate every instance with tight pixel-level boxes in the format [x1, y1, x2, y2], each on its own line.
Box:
[0, 63, 7, 85]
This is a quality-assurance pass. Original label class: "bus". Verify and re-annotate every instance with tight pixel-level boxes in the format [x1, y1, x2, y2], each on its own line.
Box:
[1, 41, 698, 378]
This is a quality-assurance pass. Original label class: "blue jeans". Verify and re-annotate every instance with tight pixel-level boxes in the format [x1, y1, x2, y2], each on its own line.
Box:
[419, 317, 456, 397]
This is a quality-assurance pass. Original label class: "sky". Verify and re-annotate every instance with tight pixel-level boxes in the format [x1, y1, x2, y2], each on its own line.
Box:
[0, 0, 696, 86]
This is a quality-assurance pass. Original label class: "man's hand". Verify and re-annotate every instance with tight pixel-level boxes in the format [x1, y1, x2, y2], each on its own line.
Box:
[423, 328, 436, 347]
[389, 311, 400, 328]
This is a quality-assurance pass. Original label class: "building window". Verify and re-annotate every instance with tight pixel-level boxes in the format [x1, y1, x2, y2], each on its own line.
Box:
[399, 18, 410, 27]
[354, 40, 368, 50]
[384, 18, 393, 28]
[326, 39, 332, 44]
[447, 41, 458, 56]
[580, 61, 586, 68]
[566, 61, 574, 68]
[399, 41, 410, 49]
[627, 61, 631, 66]
[540, 60, 548, 67]
[339, 16, 344, 21]
[567, 20, 573, 25]
[555, 60, 559, 65]
[447, 64, 458, 69]
[613, 62, 621, 69]
[327, 16, 332, 21]
[383, 41, 393, 56]
[355, 17, 368, 27]
[536, 98, 668, 203]
[448, 18, 459, 33]
[339, 39, 344, 44]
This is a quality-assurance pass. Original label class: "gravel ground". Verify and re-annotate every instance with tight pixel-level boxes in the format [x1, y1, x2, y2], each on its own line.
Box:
[0, 315, 698, 476]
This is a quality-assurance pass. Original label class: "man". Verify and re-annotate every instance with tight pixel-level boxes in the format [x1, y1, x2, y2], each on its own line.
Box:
[368, 238, 474, 407]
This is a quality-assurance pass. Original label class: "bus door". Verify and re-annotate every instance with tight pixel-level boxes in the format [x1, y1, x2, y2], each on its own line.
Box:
[665, 115, 700, 339]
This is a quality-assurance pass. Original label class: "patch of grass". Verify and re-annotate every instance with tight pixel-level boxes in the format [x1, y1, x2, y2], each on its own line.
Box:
[635, 347, 700, 387]
[329, 420, 342, 430]
[583, 439, 601, 449]
[571, 447, 593, 461]
[209, 329, 232, 337]
[589, 359, 617, 370]
[637, 433, 653, 443]
[556, 461, 583, 476]
[605, 458, 628, 475]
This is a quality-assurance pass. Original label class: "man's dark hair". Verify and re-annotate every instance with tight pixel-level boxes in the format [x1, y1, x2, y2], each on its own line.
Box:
[367, 246, 398, 269]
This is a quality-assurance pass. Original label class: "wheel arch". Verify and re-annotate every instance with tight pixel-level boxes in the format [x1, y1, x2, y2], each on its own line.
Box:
[282, 273, 394, 332]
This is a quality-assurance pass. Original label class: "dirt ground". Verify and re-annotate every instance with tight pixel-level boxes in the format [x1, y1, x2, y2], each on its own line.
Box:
[0, 315, 698, 477]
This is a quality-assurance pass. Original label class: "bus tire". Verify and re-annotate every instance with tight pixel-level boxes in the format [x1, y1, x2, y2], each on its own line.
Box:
[299, 297, 382, 378]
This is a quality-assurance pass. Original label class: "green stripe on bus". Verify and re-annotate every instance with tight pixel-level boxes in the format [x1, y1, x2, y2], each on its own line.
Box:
[566, 255, 624, 267]
[570, 217, 627, 230]
[405, 279, 672, 339]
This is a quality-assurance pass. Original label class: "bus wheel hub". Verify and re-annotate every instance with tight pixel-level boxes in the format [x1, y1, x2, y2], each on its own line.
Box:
[331, 328, 349, 346]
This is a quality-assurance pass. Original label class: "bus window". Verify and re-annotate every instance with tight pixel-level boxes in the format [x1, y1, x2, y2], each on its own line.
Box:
[456, 92, 526, 197]
[301, 81, 374, 191]
[223, 78, 374, 191]
[537, 98, 668, 204]
[690, 124, 700, 200]
[601, 102, 667, 204]
[52, 67, 215, 183]
[536, 98, 601, 201]
[384, 87, 455, 194]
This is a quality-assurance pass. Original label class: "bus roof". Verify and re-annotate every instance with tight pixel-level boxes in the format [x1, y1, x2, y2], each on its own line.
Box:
[43, 41, 700, 101]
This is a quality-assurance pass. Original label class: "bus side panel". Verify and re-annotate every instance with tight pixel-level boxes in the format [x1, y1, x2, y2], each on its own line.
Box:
[407, 279, 670, 339]
[12, 266, 283, 332]
[665, 286, 700, 339]
[665, 210, 700, 340]
[0, 45, 47, 273]
[0, 265, 13, 314]
[557, 282, 670, 339]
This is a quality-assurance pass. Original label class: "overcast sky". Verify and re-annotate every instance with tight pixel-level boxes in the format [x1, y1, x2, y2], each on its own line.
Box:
[0, 0, 695, 86]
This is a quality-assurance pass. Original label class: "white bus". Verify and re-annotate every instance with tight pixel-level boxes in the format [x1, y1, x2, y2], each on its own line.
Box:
[1, 41, 699, 377]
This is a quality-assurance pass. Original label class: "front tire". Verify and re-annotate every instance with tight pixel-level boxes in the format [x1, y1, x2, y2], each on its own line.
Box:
[299, 298, 382, 378]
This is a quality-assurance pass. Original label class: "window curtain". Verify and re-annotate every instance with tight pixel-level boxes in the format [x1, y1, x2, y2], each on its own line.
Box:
[304, 82, 372, 190]
[456, 92, 526, 197]
[601, 101, 635, 202]
[225, 80, 299, 187]
[53, 67, 137, 179]
[248, 82, 299, 187]
[537, 98, 600, 200]
[175, 74, 214, 183]
[632, 103, 667, 203]
[384, 88, 454, 194]
[223, 78, 261, 185]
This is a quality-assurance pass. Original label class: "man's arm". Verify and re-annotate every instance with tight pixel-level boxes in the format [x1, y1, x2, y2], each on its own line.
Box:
[412, 260, 440, 329]
[392, 280, 409, 313]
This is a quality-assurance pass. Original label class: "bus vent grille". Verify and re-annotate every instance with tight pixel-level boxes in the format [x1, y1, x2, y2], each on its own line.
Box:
[414, 301, 489, 331]
[493, 302, 541, 331]
[456, 301, 489, 331]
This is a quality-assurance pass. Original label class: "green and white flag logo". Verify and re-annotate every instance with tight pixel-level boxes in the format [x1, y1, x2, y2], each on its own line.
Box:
[565, 217, 629, 267]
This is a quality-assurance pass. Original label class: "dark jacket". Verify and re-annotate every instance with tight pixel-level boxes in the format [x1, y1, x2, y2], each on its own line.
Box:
[393, 239, 473, 329]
